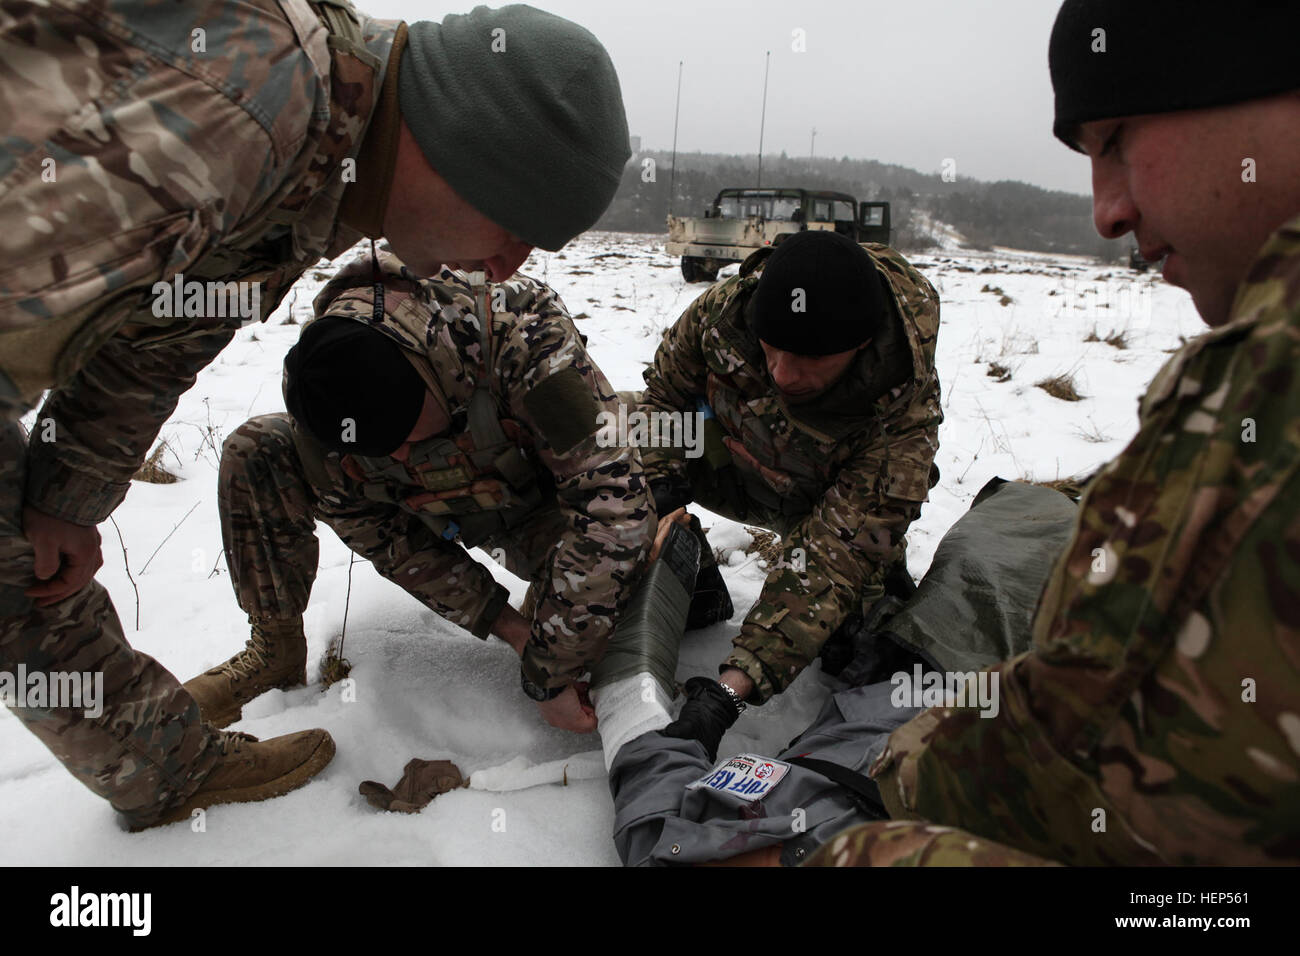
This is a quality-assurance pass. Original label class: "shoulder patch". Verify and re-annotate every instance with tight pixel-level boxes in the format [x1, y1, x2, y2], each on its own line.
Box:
[523, 367, 601, 455]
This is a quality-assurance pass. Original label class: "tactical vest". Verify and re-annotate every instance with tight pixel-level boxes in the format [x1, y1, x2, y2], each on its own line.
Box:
[331, 281, 553, 550]
[686, 267, 854, 528]
[686, 244, 920, 529]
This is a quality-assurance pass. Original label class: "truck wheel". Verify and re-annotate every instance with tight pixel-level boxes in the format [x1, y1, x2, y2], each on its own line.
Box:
[681, 257, 703, 282]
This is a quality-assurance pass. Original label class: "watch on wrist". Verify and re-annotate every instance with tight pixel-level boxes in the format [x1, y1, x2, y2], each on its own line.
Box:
[521, 670, 565, 702]
[717, 679, 747, 716]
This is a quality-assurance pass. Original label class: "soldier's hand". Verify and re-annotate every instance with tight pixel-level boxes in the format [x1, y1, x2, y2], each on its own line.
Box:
[23, 507, 103, 606]
[536, 681, 598, 734]
[648, 507, 693, 562]
[660, 676, 741, 762]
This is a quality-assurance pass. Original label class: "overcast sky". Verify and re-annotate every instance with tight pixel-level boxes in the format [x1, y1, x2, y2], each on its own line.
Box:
[369, 0, 1093, 195]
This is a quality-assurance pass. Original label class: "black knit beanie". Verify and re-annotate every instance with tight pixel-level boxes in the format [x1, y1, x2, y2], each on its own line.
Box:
[283, 318, 427, 456]
[398, 5, 630, 251]
[1050, 0, 1300, 151]
[748, 231, 891, 356]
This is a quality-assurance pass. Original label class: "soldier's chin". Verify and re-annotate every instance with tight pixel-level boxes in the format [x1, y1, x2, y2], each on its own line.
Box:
[780, 388, 820, 404]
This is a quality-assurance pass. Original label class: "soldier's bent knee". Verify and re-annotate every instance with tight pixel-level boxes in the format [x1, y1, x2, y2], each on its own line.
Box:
[221, 414, 298, 477]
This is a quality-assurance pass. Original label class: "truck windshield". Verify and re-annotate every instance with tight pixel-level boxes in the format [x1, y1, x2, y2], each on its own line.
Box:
[717, 195, 743, 218]
[715, 192, 803, 220]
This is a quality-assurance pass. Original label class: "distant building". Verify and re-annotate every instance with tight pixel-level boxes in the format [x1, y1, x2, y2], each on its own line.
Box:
[629, 134, 641, 154]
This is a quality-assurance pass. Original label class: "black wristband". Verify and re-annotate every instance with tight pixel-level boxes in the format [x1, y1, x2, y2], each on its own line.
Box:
[520, 669, 565, 702]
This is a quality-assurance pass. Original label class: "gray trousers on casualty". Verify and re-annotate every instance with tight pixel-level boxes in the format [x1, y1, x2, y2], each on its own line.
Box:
[608, 480, 1079, 866]
[609, 680, 920, 866]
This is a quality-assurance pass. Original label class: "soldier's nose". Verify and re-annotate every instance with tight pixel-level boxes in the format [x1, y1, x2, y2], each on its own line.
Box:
[769, 359, 801, 391]
[1091, 159, 1137, 240]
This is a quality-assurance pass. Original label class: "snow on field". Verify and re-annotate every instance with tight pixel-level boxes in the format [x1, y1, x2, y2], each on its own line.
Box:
[0, 233, 1205, 865]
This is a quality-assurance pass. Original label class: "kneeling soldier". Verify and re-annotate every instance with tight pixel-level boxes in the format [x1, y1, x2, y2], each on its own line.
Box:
[185, 251, 655, 733]
[640, 230, 942, 753]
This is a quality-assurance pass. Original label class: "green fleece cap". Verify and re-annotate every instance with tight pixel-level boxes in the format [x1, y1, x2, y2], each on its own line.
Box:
[398, 5, 630, 251]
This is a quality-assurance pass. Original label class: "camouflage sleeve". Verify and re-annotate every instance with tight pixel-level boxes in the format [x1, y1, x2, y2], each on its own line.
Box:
[0, 0, 327, 479]
[501, 281, 656, 689]
[638, 280, 736, 485]
[803, 820, 1057, 867]
[727, 402, 940, 702]
[868, 221, 1300, 866]
[25, 327, 236, 524]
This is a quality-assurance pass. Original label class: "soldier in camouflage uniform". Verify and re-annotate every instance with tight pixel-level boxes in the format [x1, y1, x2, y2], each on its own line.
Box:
[808, 0, 1300, 867]
[0, 0, 630, 826]
[188, 250, 654, 732]
[637, 229, 941, 750]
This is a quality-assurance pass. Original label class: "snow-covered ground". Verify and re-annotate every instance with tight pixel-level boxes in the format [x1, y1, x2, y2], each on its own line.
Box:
[1, 232, 1205, 865]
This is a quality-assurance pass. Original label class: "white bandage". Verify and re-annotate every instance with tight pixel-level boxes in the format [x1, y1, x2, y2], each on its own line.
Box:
[591, 671, 673, 771]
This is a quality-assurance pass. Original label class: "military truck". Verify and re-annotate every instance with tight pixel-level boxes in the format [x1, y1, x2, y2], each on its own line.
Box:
[666, 187, 892, 282]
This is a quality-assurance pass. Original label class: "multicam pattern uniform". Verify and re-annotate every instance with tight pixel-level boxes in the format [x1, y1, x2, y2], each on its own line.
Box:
[811, 216, 1300, 867]
[641, 244, 941, 702]
[223, 251, 655, 690]
[0, 0, 394, 823]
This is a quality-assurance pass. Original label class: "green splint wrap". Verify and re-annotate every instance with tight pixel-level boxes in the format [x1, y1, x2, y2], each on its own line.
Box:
[590, 524, 700, 698]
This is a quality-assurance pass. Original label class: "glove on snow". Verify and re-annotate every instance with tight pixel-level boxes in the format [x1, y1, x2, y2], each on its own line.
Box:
[359, 758, 466, 813]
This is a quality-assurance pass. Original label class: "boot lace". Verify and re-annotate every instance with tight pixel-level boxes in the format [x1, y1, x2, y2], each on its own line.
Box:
[218, 629, 276, 682]
[217, 731, 259, 755]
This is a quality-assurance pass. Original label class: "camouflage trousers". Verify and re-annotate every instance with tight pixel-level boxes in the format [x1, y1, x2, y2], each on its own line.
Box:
[0, 423, 219, 827]
[221, 413, 563, 635]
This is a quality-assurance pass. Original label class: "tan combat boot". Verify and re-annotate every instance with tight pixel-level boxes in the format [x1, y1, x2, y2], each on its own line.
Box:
[183, 617, 308, 728]
[133, 728, 336, 830]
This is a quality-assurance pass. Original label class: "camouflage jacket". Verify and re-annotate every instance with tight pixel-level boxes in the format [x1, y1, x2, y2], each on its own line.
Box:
[837, 214, 1300, 867]
[304, 250, 655, 690]
[641, 244, 942, 702]
[0, 0, 397, 524]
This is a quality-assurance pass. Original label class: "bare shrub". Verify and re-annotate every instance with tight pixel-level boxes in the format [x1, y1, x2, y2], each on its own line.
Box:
[1036, 373, 1084, 402]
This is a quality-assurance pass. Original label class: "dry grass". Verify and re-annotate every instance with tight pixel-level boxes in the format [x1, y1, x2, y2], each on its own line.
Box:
[1036, 373, 1085, 402]
[986, 362, 1012, 382]
[133, 442, 179, 484]
[319, 644, 353, 689]
[744, 526, 783, 566]
[1086, 326, 1128, 349]
[1024, 476, 1089, 502]
[980, 283, 1014, 307]
[1074, 419, 1111, 443]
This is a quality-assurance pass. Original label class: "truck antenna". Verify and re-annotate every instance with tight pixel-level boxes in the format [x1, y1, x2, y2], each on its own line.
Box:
[757, 50, 770, 188]
[669, 60, 683, 217]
